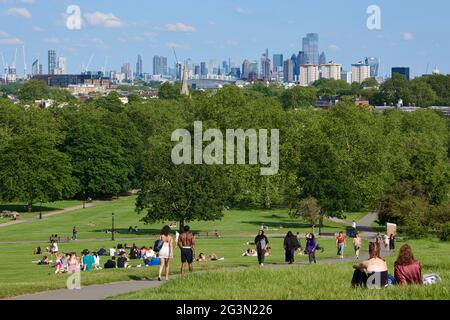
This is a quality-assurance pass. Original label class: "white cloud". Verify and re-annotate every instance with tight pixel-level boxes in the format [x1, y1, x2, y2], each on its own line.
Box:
[43, 37, 60, 44]
[328, 44, 340, 51]
[163, 22, 196, 33]
[166, 42, 190, 50]
[402, 32, 414, 41]
[6, 7, 32, 18]
[0, 37, 23, 45]
[84, 12, 125, 28]
[234, 7, 251, 15]
[0, 30, 9, 37]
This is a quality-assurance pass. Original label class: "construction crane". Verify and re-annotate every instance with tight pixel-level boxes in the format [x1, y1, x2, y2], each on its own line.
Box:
[0, 52, 6, 76]
[84, 53, 95, 73]
[22, 45, 28, 79]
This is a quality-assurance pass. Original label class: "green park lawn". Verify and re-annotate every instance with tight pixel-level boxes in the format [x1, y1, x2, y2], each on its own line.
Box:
[0, 195, 360, 299]
[0, 196, 348, 242]
[112, 238, 450, 300]
[0, 200, 83, 224]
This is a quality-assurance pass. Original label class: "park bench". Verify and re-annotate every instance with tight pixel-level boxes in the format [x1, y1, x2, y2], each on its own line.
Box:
[319, 232, 336, 238]
[196, 231, 221, 238]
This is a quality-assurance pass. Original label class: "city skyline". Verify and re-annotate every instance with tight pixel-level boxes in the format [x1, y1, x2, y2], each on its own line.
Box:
[0, 0, 449, 77]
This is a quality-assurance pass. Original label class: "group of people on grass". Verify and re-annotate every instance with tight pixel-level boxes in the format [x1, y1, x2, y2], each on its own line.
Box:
[31, 225, 438, 289]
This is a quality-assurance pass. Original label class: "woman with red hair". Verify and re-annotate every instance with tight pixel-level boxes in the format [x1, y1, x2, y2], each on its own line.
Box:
[394, 244, 422, 285]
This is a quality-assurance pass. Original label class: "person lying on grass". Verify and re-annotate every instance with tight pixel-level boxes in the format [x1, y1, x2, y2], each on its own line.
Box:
[242, 248, 257, 257]
[351, 242, 388, 289]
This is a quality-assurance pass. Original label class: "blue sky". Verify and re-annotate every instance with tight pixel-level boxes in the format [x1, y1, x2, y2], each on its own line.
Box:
[0, 0, 449, 76]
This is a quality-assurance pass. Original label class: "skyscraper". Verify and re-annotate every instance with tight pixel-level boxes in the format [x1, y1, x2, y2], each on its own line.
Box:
[321, 63, 341, 80]
[200, 62, 208, 76]
[365, 57, 380, 78]
[48, 50, 56, 75]
[136, 55, 143, 79]
[351, 62, 370, 84]
[273, 54, 283, 72]
[291, 54, 299, 79]
[302, 33, 319, 65]
[32, 59, 43, 76]
[54, 56, 67, 75]
[121, 62, 132, 80]
[153, 55, 168, 76]
[300, 64, 319, 86]
[283, 59, 294, 83]
[392, 67, 410, 80]
[261, 49, 271, 81]
[319, 52, 327, 66]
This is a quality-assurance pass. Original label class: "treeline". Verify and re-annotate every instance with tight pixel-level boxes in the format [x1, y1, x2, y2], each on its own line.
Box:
[1, 83, 450, 237]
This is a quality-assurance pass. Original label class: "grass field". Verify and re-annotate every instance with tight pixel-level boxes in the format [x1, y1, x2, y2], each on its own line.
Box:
[0, 200, 83, 224]
[112, 238, 450, 300]
[0, 237, 353, 299]
[0, 196, 349, 242]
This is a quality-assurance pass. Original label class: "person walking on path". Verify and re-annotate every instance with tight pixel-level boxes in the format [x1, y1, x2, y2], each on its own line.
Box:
[305, 233, 317, 264]
[72, 226, 78, 241]
[389, 234, 396, 252]
[353, 233, 362, 259]
[352, 220, 357, 229]
[178, 225, 196, 275]
[255, 230, 269, 267]
[284, 231, 300, 264]
[336, 232, 346, 259]
[157, 225, 174, 281]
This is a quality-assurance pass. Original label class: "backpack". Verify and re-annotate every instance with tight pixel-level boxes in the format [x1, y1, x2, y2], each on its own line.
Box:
[153, 239, 163, 252]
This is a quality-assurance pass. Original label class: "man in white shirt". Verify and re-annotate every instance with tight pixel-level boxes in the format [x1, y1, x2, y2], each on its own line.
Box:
[109, 247, 116, 257]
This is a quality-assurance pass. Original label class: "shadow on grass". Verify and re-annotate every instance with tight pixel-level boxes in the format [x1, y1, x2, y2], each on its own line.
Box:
[0, 205, 63, 213]
[93, 228, 162, 236]
[241, 221, 341, 230]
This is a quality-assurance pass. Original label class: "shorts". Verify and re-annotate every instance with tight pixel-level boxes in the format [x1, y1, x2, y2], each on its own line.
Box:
[181, 248, 193, 264]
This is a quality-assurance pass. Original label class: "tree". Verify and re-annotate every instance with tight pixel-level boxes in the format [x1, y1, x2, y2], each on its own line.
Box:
[280, 86, 317, 109]
[18, 80, 50, 101]
[0, 108, 76, 211]
[290, 197, 322, 227]
[136, 139, 228, 229]
[158, 82, 182, 99]
[313, 78, 352, 96]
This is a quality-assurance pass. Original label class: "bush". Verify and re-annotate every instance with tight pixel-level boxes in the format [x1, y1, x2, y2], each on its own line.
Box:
[439, 223, 450, 241]
[402, 220, 428, 239]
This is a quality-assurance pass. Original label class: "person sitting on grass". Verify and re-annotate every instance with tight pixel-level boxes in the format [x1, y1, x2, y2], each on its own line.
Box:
[33, 246, 42, 255]
[264, 247, 271, 257]
[67, 253, 80, 273]
[352, 242, 388, 288]
[242, 248, 257, 257]
[92, 252, 101, 270]
[62, 253, 69, 272]
[104, 256, 116, 269]
[82, 251, 95, 271]
[54, 253, 65, 274]
[197, 253, 207, 262]
[394, 244, 422, 285]
[37, 256, 49, 265]
[117, 252, 130, 268]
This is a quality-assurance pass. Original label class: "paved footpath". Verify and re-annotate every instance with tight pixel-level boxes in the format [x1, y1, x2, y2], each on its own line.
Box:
[0, 202, 100, 229]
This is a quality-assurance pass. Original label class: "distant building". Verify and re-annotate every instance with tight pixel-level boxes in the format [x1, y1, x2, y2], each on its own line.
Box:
[273, 54, 283, 72]
[302, 33, 319, 65]
[54, 56, 67, 75]
[242, 59, 258, 80]
[32, 59, 43, 76]
[392, 67, 410, 80]
[351, 63, 370, 84]
[283, 59, 294, 83]
[261, 49, 271, 81]
[121, 62, 132, 80]
[319, 52, 326, 66]
[32, 73, 109, 88]
[153, 55, 168, 76]
[48, 50, 57, 75]
[341, 70, 352, 84]
[136, 55, 143, 79]
[321, 63, 341, 80]
[300, 64, 319, 86]
[200, 62, 208, 76]
[365, 57, 380, 78]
